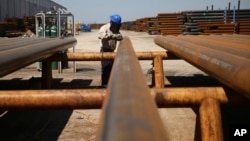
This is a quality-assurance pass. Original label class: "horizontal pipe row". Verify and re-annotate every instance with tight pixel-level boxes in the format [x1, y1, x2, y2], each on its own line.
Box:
[176, 35, 250, 59]
[0, 88, 247, 109]
[51, 51, 179, 61]
[0, 37, 77, 77]
[154, 35, 250, 99]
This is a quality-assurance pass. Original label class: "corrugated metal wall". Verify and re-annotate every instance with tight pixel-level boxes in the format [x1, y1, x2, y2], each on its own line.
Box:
[0, 0, 67, 21]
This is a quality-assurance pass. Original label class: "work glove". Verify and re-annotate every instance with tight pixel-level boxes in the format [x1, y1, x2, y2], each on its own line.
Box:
[111, 34, 123, 41]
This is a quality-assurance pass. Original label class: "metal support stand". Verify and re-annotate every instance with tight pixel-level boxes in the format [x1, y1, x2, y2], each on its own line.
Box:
[35, 9, 76, 73]
[42, 59, 52, 89]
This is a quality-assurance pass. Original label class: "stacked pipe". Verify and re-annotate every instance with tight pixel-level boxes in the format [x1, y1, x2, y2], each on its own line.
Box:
[234, 10, 250, 34]
[154, 34, 250, 99]
[0, 16, 36, 37]
[146, 17, 158, 35]
[120, 9, 250, 35]
[180, 9, 250, 35]
[135, 18, 148, 32]
[157, 13, 183, 35]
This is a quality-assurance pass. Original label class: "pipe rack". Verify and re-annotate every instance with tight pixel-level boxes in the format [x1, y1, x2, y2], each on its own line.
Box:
[1, 35, 249, 141]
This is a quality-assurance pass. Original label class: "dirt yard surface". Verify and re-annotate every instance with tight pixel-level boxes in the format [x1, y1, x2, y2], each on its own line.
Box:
[0, 30, 249, 141]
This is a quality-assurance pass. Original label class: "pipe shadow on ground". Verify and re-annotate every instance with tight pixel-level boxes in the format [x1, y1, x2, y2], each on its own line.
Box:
[0, 109, 73, 141]
[165, 74, 223, 87]
[0, 77, 94, 90]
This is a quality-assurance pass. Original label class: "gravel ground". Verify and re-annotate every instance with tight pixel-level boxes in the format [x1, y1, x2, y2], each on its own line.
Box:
[1, 30, 242, 141]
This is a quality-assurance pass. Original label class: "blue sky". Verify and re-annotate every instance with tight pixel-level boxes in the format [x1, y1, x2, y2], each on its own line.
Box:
[53, 0, 250, 23]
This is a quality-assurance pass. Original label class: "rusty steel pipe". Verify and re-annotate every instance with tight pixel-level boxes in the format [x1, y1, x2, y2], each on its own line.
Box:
[154, 35, 250, 99]
[0, 89, 105, 109]
[199, 98, 224, 141]
[153, 56, 165, 88]
[0, 88, 248, 109]
[51, 51, 171, 61]
[177, 35, 250, 59]
[97, 36, 169, 141]
[0, 37, 77, 77]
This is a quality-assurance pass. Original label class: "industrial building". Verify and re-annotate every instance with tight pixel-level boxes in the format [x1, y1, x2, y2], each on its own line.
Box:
[0, 0, 67, 22]
[0, 0, 69, 37]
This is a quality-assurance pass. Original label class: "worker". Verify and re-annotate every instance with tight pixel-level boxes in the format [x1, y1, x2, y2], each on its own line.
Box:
[98, 14, 123, 88]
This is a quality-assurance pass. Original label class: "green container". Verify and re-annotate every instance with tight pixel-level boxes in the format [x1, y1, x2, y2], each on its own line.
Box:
[38, 25, 43, 37]
[50, 25, 57, 38]
[45, 25, 51, 37]
[39, 61, 58, 70]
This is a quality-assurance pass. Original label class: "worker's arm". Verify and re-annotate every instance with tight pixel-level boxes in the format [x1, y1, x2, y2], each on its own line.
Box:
[98, 24, 111, 39]
[111, 33, 123, 41]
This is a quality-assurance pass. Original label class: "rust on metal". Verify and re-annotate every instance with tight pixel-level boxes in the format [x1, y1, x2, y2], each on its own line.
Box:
[51, 51, 172, 61]
[154, 35, 250, 99]
[97, 36, 169, 141]
[153, 56, 164, 88]
[199, 98, 224, 141]
[0, 88, 248, 109]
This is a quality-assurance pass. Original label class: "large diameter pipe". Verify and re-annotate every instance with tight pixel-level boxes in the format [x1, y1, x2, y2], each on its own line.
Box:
[0, 88, 247, 109]
[154, 35, 250, 99]
[177, 35, 250, 59]
[97, 36, 169, 141]
[0, 37, 77, 77]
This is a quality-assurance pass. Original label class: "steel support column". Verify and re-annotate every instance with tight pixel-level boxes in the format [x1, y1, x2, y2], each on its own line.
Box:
[153, 55, 165, 88]
[199, 98, 224, 141]
[41, 59, 52, 89]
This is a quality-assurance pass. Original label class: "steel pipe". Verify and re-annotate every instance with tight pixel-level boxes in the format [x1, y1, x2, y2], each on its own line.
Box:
[154, 35, 250, 99]
[153, 56, 165, 88]
[177, 35, 250, 59]
[0, 37, 77, 77]
[51, 51, 171, 61]
[199, 98, 224, 141]
[0, 88, 248, 109]
[97, 36, 169, 141]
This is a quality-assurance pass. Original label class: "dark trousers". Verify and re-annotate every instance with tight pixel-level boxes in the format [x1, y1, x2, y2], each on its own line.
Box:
[100, 48, 113, 87]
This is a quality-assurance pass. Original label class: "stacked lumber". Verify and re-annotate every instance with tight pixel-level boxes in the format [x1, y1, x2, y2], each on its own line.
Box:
[157, 13, 183, 35]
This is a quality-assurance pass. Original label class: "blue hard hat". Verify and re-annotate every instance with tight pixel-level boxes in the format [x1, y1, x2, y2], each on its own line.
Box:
[110, 14, 122, 24]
